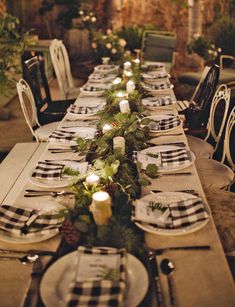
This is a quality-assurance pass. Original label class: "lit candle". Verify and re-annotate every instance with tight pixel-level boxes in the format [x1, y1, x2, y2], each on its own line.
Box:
[134, 58, 140, 65]
[113, 136, 125, 155]
[124, 61, 131, 70]
[124, 70, 133, 78]
[126, 80, 135, 94]
[116, 91, 125, 98]
[119, 99, 131, 114]
[86, 174, 100, 185]
[112, 77, 122, 85]
[102, 124, 112, 133]
[90, 191, 112, 225]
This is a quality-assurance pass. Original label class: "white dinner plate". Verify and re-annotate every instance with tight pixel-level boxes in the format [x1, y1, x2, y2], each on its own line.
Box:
[142, 96, 177, 108]
[140, 114, 182, 133]
[135, 192, 210, 235]
[0, 202, 64, 244]
[94, 64, 119, 74]
[40, 252, 148, 307]
[138, 145, 195, 173]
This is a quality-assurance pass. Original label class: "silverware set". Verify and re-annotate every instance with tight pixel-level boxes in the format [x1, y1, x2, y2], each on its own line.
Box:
[24, 189, 76, 198]
[148, 245, 211, 306]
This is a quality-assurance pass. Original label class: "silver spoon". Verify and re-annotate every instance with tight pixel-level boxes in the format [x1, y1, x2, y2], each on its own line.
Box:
[160, 258, 175, 305]
[0, 254, 39, 264]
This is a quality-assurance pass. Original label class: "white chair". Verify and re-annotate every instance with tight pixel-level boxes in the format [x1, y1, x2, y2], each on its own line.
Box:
[187, 84, 230, 158]
[16, 79, 60, 142]
[195, 105, 235, 190]
[49, 39, 80, 100]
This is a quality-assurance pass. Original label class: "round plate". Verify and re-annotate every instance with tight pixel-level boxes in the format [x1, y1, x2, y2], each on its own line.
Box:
[142, 96, 176, 108]
[94, 64, 119, 74]
[135, 192, 210, 235]
[140, 115, 182, 133]
[139, 145, 195, 173]
[80, 87, 104, 97]
[40, 252, 148, 307]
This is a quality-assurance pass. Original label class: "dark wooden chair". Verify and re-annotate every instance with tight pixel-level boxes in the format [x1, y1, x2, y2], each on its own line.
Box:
[22, 56, 75, 125]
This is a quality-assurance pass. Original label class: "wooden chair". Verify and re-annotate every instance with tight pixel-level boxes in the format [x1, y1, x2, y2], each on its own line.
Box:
[195, 105, 235, 190]
[22, 56, 74, 125]
[49, 39, 80, 99]
[187, 84, 230, 158]
[16, 79, 59, 142]
[141, 30, 177, 73]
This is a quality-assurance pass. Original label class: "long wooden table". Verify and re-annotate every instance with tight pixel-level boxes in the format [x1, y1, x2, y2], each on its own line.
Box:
[0, 81, 235, 306]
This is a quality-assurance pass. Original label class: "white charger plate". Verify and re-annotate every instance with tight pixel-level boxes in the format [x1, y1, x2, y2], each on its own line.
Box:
[135, 192, 210, 235]
[40, 252, 148, 307]
[138, 145, 195, 173]
[140, 114, 182, 133]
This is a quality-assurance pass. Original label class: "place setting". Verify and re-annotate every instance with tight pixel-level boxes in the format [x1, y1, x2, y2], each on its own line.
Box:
[40, 246, 149, 307]
[140, 114, 182, 134]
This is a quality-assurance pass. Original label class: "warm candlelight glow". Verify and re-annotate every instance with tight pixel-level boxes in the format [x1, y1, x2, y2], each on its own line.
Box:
[102, 57, 110, 64]
[119, 99, 131, 114]
[113, 136, 125, 155]
[134, 58, 140, 64]
[102, 124, 112, 133]
[126, 80, 135, 94]
[124, 70, 133, 78]
[116, 91, 125, 98]
[86, 174, 100, 185]
[124, 61, 131, 70]
[113, 77, 122, 85]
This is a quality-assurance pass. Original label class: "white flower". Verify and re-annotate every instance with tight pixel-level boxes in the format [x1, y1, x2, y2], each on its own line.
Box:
[102, 35, 107, 39]
[119, 38, 127, 47]
[106, 29, 112, 35]
[91, 17, 96, 23]
[79, 10, 84, 15]
[111, 48, 117, 54]
[106, 43, 112, 49]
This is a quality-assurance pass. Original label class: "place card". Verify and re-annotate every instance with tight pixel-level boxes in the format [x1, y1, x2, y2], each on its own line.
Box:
[75, 253, 121, 282]
[134, 199, 170, 224]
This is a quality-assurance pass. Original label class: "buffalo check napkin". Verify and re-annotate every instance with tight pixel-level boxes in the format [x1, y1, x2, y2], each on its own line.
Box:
[142, 116, 181, 131]
[142, 96, 174, 107]
[32, 161, 88, 180]
[0, 204, 64, 237]
[67, 104, 104, 115]
[134, 148, 190, 168]
[66, 246, 126, 307]
[49, 128, 96, 143]
[141, 72, 169, 80]
[132, 197, 209, 229]
[142, 81, 172, 91]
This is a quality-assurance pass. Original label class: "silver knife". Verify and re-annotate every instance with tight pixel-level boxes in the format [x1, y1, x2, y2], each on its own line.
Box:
[149, 251, 164, 307]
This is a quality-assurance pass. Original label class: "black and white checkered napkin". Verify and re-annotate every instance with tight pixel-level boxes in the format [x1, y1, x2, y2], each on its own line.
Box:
[145, 116, 181, 131]
[143, 81, 172, 91]
[160, 148, 190, 167]
[142, 96, 174, 107]
[49, 129, 76, 143]
[66, 246, 126, 307]
[0, 204, 64, 237]
[32, 161, 64, 180]
[142, 72, 169, 80]
[133, 148, 190, 167]
[132, 197, 209, 229]
[68, 104, 103, 115]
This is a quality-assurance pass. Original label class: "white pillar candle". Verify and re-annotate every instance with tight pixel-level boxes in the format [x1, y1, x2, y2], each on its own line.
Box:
[86, 174, 100, 185]
[126, 80, 135, 94]
[119, 99, 131, 114]
[102, 124, 112, 133]
[124, 61, 131, 70]
[90, 191, 112, 225]
[113, 136, 125, 155]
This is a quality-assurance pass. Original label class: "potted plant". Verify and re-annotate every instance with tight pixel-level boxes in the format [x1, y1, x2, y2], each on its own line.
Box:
[0, 13, 29, 96]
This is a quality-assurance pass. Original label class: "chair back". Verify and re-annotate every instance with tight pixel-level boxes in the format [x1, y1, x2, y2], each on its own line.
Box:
[205, 84, 230, 156]
[141, 30, 177, 63]
[22, 56, 52, 112]
[50, 39, 74, 99]
[16, 79, 40, 142]
[221, 105, 235, 171]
